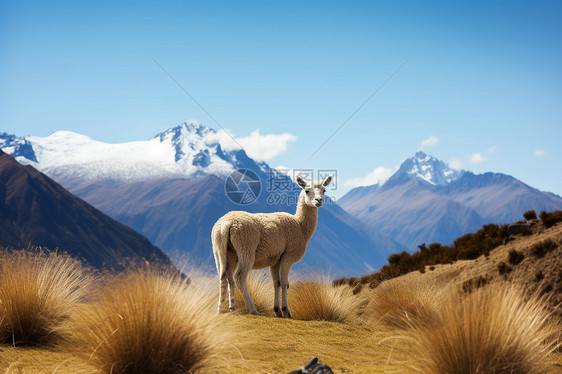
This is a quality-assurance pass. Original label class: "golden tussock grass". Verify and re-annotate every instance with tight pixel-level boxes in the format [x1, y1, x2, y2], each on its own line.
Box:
[0, 249, 91, 346]
[71, 269, 226, 374]
[405, 283, 561, 374]
[364, 277, 449, 329]
[233, 273, 366, 323]
[288, 277, 367, 323]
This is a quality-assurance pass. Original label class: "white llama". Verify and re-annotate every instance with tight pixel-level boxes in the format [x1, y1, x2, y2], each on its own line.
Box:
[212, 174, 332, 317]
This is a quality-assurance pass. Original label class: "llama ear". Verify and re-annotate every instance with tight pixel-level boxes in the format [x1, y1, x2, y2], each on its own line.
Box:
[296, 176, 307, 189]
[322, 175, 333, 187]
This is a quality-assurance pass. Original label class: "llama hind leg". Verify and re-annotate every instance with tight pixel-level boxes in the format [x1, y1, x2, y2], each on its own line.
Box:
[217, 270, 229, 313]
[270, 262, 282, 317]
[227, 251, 238, 312]
[235, 258, 258, 315]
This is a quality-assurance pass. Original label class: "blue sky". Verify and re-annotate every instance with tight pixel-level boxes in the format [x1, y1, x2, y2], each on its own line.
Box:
[1, 0, 561, 198]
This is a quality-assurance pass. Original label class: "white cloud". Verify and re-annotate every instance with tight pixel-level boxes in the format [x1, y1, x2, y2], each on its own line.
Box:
[469, 153, 485, 164]
[204, 129, 240, 151]
[343, 166, 395, 187]
[487, 145, 500, 154]
[449, 157, 463, 170]
[418, 135, 439, 151]
[206, 129, 297, 162]
[238, 130, 297, 162]
[534, 149, 547, 157]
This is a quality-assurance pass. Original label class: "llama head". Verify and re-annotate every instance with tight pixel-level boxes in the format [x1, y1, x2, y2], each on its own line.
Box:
[296, 175, 333, 208]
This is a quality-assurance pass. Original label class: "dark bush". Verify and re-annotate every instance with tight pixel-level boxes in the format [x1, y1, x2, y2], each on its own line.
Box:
[388, 252, 408, 266]
[530, 239, 557, 258]
[334, 223, 509, 288]
[523, 210, 537, 220]
[519, 226, 533, 236]
[508, 249, 525, 265]
[542, 284, 553, 295]
[498, 262, 512, 275]
[462, 275, 488, 293]
[542, 211, 562, 228]
[535, 271, 544, 282]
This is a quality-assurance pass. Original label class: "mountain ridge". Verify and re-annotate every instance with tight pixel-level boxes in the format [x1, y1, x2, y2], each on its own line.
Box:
[0, 149, 174, 270]
[340, 152, 562, 251]
[1, 124, 400, 275]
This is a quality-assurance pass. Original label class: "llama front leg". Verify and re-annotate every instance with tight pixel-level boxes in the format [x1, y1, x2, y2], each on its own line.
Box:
[279, 261, 293, 318]
[270, 262, 282, 317]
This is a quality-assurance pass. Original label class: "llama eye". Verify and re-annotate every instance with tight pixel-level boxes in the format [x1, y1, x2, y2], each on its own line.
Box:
[305, 189, 311, 193]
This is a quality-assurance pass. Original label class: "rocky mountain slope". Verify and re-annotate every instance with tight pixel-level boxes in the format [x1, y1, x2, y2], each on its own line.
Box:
[0, 149, 173, 270]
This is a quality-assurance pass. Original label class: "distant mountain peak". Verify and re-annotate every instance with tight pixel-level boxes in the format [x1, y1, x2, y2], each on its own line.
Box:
[0, 132, 38, 163]
[395, 151, 465, 186]
[0, 121, 269, 184]
[156, 120, 213, 141]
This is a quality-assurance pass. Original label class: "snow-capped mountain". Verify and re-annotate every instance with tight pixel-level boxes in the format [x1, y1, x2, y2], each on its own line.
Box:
[1, 123, 400, 275]
[340, 152, 562, 251]
[385, 151, 465, 188]
[1, 121, 267, 184]
[0, 132, 38, 162]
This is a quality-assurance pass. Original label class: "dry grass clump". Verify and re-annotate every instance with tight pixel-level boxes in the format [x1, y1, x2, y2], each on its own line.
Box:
[497, 261, 513, 275]
[405, 284, 561, 374]
[508, 248, 525, 265]
[364, 277, 448, 329]
[530, 238, 558, 258]
[0, 249, 90, 346]
[230, 272, 365, 322]
[233, 270, 275, 316]
[72, 269, 224, 374]
[288, 278, 366, 323]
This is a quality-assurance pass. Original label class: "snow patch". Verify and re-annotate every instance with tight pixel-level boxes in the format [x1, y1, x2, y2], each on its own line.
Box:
[3, 121, 276, 183]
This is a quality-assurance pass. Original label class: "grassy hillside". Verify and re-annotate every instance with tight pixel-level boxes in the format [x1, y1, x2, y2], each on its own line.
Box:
[336, 210, 562, 298]
[1, 215, 562, 373]
[1, 301, 560, 373]
[0, 317, 402, 373]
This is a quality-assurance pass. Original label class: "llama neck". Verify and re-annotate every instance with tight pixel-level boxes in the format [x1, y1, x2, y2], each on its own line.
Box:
[294, 191, 318, 241]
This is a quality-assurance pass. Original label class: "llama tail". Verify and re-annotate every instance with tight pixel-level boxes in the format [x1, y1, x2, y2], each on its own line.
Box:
[211, 220, 231, 278]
